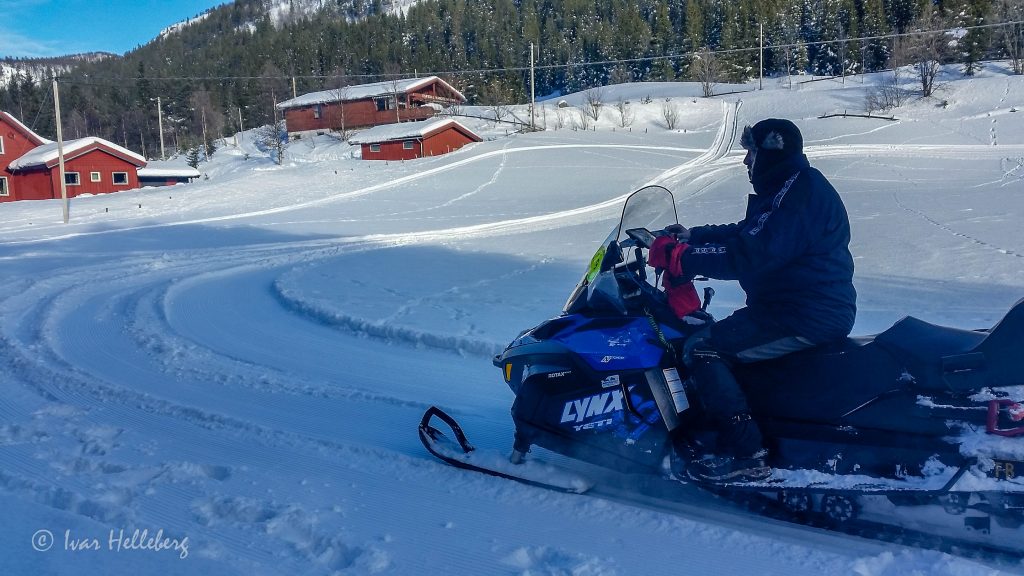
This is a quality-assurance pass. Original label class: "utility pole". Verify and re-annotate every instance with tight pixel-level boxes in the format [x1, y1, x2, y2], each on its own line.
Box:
[157, 96, 166, 161]
[530, 42, 536, 130]
[201, 107, 208, 160]
[759, 23, 764, 90]
[862, 45, 867, 84]
[786, 46, 793, 90]
[53, 79, 69, 223]
[840, 33, 847, 85]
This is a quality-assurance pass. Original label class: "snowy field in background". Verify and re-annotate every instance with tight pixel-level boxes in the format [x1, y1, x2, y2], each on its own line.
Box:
[1, 63, 1024, 575]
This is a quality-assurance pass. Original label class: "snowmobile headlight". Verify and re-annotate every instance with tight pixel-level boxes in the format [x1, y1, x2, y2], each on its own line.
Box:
[504, 362, 513, 383]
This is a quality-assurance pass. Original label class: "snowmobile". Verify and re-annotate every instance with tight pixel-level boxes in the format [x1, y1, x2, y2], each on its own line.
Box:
[420, 185, 1024, 553]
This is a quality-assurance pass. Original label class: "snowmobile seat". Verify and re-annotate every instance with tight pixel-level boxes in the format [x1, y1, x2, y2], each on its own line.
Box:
[873, 299, 1024, 393]
[873, 316, 986, 392]
[967, 296, 1024, 389]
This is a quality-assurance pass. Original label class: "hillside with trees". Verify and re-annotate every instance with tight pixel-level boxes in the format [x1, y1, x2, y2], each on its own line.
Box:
[0, 0, 1020, 160]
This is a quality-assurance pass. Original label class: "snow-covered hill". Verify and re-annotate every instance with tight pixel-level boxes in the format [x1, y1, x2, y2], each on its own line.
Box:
[0, 53, 114, 88]
[1, 64, 1023, 575]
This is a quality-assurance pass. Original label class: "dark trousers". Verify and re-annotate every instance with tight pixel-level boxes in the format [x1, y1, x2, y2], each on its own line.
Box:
[681, 307, 815, 456]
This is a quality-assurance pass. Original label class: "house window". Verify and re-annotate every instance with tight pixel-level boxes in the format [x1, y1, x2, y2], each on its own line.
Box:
[369, 144, 381, 153]
[375, 96, 395, 111]
[313, 104, 322, 119]
[65, 172, 80, 185]
[112, 172, 129, 185]
[0, 136, 5, 155]
[403, 140, 414, 150]
[91, 171, 101, 182]
[0, 176, 8, 196]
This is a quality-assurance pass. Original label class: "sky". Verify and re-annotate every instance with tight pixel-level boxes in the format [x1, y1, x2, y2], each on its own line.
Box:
[0, 0, 227, 59]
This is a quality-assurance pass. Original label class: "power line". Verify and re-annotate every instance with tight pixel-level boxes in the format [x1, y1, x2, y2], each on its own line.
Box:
[56, 19, 1024, 87]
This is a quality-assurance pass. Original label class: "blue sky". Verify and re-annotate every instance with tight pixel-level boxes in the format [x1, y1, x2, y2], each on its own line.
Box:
[1, 1, 227, 58]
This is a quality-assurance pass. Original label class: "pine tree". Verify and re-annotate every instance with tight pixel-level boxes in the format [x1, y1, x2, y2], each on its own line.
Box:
[686, 0, 707, 50]
[861, 0, 891, 71]
[186, 147, 200, 169]
[953, 0, 990, 75]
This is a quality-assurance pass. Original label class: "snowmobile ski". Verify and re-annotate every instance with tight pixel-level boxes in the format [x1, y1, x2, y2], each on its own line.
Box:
[418, 406, 593, 494]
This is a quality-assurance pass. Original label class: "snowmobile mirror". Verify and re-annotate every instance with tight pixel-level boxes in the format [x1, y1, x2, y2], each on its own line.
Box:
[624, 227, 656, 249]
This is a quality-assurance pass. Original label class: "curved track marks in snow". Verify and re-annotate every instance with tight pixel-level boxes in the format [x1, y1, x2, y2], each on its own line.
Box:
[0, 137, 724, 573]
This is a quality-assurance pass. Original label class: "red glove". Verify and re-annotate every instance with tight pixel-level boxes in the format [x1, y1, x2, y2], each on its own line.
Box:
[664, 280, 701, 318]
[649, 237, 699, 318]
[649, 236, 689, 279]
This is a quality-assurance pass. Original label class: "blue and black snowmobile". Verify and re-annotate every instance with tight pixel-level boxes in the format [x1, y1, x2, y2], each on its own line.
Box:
[420, 185, 1024, 553]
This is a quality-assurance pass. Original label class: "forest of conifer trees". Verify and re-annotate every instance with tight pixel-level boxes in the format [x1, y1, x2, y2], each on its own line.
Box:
[1, 0, 1021, 160]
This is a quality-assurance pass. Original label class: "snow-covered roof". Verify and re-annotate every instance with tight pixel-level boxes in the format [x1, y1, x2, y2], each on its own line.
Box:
[137, 166, 201, 179]
[347, 118, 480, 145]
[277, 76, 465, 110]
[0, 111, 52, 145]
[8, 137, 146, 170]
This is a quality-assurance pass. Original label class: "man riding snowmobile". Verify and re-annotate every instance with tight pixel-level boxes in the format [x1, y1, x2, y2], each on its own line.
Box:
[651, 118, 857, 483]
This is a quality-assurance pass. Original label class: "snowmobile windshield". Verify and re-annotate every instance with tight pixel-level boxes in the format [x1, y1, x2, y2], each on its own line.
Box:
[563, 185, 679, 314]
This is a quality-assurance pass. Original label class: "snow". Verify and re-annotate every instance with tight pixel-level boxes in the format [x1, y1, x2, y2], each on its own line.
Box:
[8, 137, 146, 170]
[276, 77, 465, 110]
[0, 111, 51, 145]
[137, 162, 201, 179]
[347, 118, 479, 144]
[2, 62, 1024, 575]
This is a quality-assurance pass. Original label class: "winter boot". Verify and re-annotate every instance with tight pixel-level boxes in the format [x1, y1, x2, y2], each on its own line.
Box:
[688, 449, 770, 483]
[688, 414, 771, 483]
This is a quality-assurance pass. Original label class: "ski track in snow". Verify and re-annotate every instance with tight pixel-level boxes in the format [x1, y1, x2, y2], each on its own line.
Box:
[3, 71, 1024, 575]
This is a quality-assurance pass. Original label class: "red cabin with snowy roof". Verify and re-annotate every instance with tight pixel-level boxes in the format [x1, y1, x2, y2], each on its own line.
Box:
[348, 119, 482, 161]
[0, 111, 147, 203]
[277, 76, 466, 136]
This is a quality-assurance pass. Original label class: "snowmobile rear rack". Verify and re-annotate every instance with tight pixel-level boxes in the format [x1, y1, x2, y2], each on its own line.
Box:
[988, 399, 1024, 437]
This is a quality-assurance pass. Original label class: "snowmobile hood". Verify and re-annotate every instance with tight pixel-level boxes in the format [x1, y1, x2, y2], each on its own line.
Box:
[543, 314, 684, 372]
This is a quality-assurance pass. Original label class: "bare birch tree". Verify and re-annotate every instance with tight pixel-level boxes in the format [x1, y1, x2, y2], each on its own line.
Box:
[905, 4, 952, 97]
[661, 99, 681, 130]
[574, 106, 591, 130]
[614, 98, 635, 128]
[583, 87, 605, 121]
[691, 47, 722, 98]
[994, 0, 1024, 74]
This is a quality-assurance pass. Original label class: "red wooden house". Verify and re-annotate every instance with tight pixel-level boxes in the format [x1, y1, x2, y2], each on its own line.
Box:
[277, 76, 465, 136]
[5, 136, 146, 202]
[0, 111, 50, 202]
[349, 118, 482, 161]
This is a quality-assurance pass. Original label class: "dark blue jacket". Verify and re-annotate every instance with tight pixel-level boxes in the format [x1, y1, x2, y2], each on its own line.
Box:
[681, 154, 856, 343]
